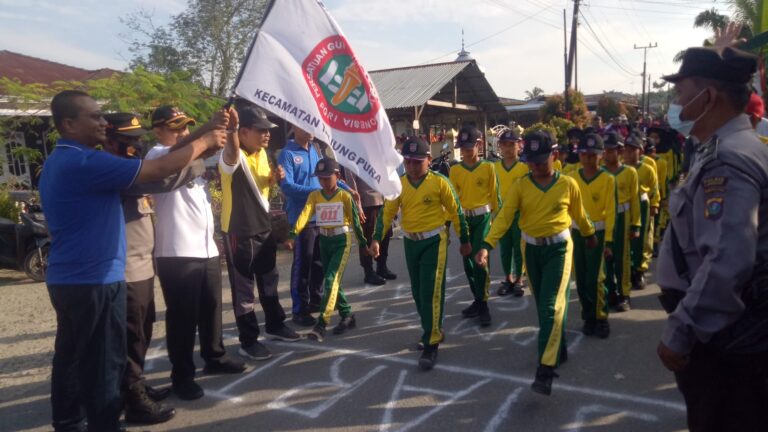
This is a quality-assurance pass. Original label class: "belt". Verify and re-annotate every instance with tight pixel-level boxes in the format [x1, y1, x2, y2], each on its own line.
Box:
[617, 202, 630, 213]
[522, 229, 571, 246]
[640, 192, 649, 202]
[571, 220, 605, 231]
[465, 204, 491, 217]
[403, 227, 444, 241]
[319, 226, 349, 236]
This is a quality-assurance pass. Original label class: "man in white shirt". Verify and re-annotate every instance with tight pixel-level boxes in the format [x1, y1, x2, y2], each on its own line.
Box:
[147, 106, 245, 401]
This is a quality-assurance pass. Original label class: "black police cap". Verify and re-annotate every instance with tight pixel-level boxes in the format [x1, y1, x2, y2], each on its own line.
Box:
[603, 131, 624, 149]
[662, 46, 757, 84]
[579, 133, 604, 152]
[456, 126, 482, 148]
[522, 130, 556, 164]
[104, 112, 148, 137]
[314, 157, 340, 177]
[237, 104, 277, 129]
[498, 128, 521, 141]
[401, 136, 430, 158]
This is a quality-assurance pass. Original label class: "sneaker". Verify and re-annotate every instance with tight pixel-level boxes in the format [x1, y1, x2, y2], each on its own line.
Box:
[511, 282, 524, 297]
[631, 271, 645, 290]
[145, 384, 171, 402]
[615, 296, 631, 312]
[364, 271, 386, 285]
[172, 379, 204, 400]
[595, 320, 610, 339]
[418, 344, 439, 371]
[478, 302, 492, 327]
[292, 313, 317, 327]
[266, 325, 301, 342]
[333, 314, 356, 335]
[461, 301, 481, 318]
[204, 357, 246, 375]
[531, 365, 559, 396]
[308, 325, 326, 342]
[376, 265, 397, 280]
[124, 382, 176, 425]
[582, 320, 596, 336]
[497, 281, 512, 296]
[238, 342, 272, 361]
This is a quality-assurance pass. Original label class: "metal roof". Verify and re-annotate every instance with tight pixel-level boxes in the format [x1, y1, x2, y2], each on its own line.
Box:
[369, 60, 505, 115]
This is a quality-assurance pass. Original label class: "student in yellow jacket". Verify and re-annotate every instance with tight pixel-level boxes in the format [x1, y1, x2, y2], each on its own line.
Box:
[370, 137, 471, 371]
[449, 126, 500, 327]
[494, 129, 529, 297]
[476, 131, 596, 396]
[287, 158, 367, 343]
[564, 133, 616, 339]
[645, 141, 668, 252]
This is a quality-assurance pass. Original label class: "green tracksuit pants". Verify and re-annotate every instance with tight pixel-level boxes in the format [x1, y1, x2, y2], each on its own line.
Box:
[405, 230, 448, 347]
[523, 238, 573, 368]
[317, 232, 353, 328]
[572, 229, 608, 321]
[631, 200, 653, 273]
[606, 211, 632, 297]
[463, 213, 491, 302]
[498, 213, 523, 278]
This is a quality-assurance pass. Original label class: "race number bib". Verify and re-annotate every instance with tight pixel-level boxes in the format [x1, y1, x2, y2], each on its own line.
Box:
[315, 202, 344, 227]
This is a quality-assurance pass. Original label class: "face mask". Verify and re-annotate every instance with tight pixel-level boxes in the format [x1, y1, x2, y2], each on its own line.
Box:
[667, 88, 710, 136]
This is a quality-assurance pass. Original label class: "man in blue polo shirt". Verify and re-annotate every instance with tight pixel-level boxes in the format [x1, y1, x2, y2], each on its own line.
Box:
[39, 90, 225, 432]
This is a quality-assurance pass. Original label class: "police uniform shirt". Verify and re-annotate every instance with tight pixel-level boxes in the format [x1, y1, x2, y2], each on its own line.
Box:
[449, 161, 500, 213]
[658, 114, 768, 354]
[566, 168, 617, 242]
[635, 161, 661, 208]
[375, 171, 469, 243]
[494, 159, 529, 200]
[290, 188, 366, 244]
[608, 164, 642, 229]
[219, 148, 272, 236]
[485, 172, 595, 248]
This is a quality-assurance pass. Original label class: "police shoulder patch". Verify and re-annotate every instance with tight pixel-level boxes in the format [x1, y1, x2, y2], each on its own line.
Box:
[705, 197, 724, 220]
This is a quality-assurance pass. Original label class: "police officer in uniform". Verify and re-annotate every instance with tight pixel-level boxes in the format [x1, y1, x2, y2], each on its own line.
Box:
[656, 46, 768, 431]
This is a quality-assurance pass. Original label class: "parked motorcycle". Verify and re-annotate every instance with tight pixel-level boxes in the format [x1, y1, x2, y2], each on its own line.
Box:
[430, 144, 458, 176]
[0, 201, 49, 282]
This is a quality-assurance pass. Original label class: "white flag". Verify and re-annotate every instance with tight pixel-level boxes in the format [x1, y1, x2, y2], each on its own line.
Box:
[234, 0, 403, 198]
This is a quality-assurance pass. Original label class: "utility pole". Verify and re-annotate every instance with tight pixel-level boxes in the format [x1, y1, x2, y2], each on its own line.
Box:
[565, 0, 581, 118]
[646, 74, 652, 114]
[564, 9, 569, 112]
[634, 42, 658, 115]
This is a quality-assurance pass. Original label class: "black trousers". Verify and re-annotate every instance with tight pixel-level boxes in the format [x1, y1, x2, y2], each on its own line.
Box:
[359, 205, 392, 270]
[123, 277, 155, 389]
[47, 281, 126, 432]
[156, 257, 226, 384]
[289, 223, 323, 315]
[223, 231, 287, 347]
[675, 343, 768, 432]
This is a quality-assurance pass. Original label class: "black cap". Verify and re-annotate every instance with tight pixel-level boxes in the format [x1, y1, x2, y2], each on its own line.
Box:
[522, 130, 556, 164]
[656, 129, 675, 153]
[151, 105, 196, 129]
[662, 46, 757, 84]
[498, 128, 521, 142]
[579, 133, 604, 153]
[401, 136, 431, 159]
[237, 104, 277, 129]
[104, 112, 148, 137]
[456, 126, 482, 148]
[625, 133, 644, 149]
[566, 127, 583, 140]
[313, 157, 340, 177]
[603, 131, 624, 149]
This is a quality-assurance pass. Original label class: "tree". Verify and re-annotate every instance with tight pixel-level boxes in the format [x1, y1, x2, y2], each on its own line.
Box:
[596, 95, 627, 122]
[675, 5, 757, 62]
[122, 0, 269, 96]
[540, 89, 589, 127]
[524, 87, 545, 101]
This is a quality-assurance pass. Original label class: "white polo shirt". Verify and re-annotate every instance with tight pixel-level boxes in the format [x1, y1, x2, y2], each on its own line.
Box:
[145, 144, 219, 259]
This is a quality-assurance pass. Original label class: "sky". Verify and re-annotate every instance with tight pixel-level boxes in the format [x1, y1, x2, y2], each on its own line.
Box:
[0, 0, 716, 99]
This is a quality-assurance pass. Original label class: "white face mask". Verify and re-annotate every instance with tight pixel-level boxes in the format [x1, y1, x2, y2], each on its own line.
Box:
[667, 88, 710, 136]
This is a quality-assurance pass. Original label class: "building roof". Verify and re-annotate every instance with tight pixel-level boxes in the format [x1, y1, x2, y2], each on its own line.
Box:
[369, 60, 505, 115]
[0, 50, 119, 86]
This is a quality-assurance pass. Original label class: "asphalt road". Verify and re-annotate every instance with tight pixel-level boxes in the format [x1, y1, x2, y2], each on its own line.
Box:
[1, 232, 687, 432]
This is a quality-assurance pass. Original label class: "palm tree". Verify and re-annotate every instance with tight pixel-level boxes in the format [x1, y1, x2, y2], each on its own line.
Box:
[674, 6, 756, 62]
[525, 87, 544, 101]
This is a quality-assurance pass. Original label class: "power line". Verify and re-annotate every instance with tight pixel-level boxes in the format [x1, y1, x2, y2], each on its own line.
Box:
[578, 36, 637, 78]
[579, 11, 641, 76]
[582, 7, 638, 76]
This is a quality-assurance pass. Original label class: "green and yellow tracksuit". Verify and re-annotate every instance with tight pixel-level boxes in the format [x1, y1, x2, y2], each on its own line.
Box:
[483, 172, 594, 368]
[653, 155, 669, 243]
[561, 161, 581, 177]
[566, 168, 616, 322]
[290, 188, 366, 328]
[494, 159, 529, 280]
[604, 165, 641, 297]
[631, 158, 659, 273]
[449, 161, 500, 303]
[375, 172, 469, 348]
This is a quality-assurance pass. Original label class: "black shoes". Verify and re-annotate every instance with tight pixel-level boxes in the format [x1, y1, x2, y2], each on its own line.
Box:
[461, 301, 481, 318]
[497, 281, 512, 296]
[511, 282, 524, 297]
[124, 382, 176, 425]
[238, 341, 273, 361]
[204, 356, 247, 375]
[145, 384, 170, 402]
[615, 295, 631, 312]
[308, 324, 326, 342]
[333, 314, 356, 335]
[478, 302, 492, 327]
[172, 379, 204, 401]
[376, 265, 397, 280]
[416, 332, 445, 351]
[595, 320, 610, 339]
[418, 344, 439, 371]
[364, 270, 386, 285]
[292, 312, 317, 327]
[531, 365, 559, 396]
[631, 271, 646, 290]
[266, 325, 301, 342]
[582, 320, 596, 336]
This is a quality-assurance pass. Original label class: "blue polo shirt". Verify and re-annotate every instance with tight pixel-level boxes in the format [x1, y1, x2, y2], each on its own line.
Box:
[278, 140, 322, 225]
[39, 139, 142, 285]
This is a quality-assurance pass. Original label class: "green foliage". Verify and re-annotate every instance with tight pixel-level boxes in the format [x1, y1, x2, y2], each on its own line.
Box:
[0, 186, 21, 222]
[540, 89, 589, 127]
[596, 96, 627, 122]
[526, 118, 576, 145]
[525, 122, 558, 142]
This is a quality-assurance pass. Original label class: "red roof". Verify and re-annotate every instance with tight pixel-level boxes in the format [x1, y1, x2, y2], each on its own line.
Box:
[0, 50, 120, 85]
